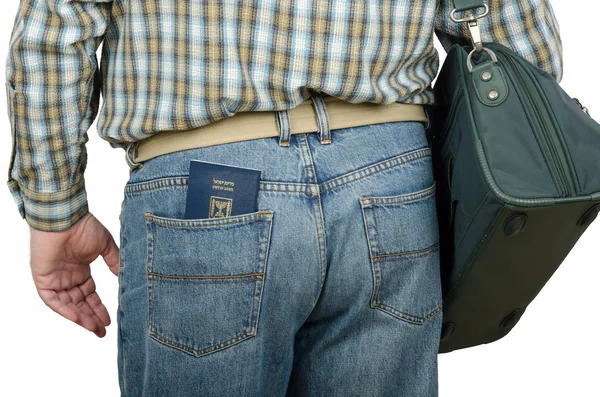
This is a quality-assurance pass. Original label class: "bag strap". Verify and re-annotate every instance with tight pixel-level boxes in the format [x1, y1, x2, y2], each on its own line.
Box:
[452, 0, 487, 13]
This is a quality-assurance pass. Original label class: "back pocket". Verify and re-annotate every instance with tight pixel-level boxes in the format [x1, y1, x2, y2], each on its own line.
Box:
[144, 210, 274, 357]
[359, 182, 442, 325]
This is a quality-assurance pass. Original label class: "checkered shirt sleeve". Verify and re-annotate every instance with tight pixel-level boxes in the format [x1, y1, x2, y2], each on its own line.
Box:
[5, 0, 112, 232]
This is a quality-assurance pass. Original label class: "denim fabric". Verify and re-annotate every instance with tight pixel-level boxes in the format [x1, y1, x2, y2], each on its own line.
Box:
[117, 115, 443, 396]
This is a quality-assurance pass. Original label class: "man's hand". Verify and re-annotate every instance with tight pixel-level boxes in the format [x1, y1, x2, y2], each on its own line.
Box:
[29, 212, 120, 338]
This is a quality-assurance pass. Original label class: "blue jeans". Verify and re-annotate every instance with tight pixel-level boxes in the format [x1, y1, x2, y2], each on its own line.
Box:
[117, 103, 443, 396]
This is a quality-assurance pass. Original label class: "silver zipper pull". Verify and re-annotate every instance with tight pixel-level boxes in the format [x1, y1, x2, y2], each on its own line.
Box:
[573, 97, 590, 116]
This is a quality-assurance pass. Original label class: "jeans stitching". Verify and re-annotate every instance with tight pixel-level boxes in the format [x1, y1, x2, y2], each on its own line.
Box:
[297, 133, 328, 301]
[122, 149, 431, 197]
[147, 272, 263, 281]
[360, 204, 379, 315]
[369, 201, 384, 309]
[360, 182, 437, 206]
[255, 212, 274, 335]
[124, 178, 313, 195]
[144, 211, 273, 228]
[117, 223, 126, 394]
[372, 302, 443, 325]
[372, 243, 440, 260]
[249, 215, 261, 334]
[145, 218, 155, 341]
[320, 148, 431, 194]
[148, 330, 254, 358]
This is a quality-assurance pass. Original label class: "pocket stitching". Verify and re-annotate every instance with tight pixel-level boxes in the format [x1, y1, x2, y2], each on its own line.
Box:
[144, 210, 274, 228]
[371, 242, 440, 260]
[147, 274, 263, 283]
[374, 302, 443, 325]
[148, 330, 255, 358]
[360, 182, 441, 325]
[145, 217, 156, 346]
[144, 212, 273, 357]
[249, 214, 273, 334]
[359, 181, 437, 206]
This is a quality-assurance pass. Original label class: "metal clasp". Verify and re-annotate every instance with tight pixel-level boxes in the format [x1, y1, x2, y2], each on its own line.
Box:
[466, 46, 498, 73]
[450, 5, 489, 53]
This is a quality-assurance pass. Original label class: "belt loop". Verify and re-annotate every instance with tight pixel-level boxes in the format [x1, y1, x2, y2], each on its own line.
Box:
[276, 109, 292, 147]
[125, 141, 144, 170]
[310, 92, 332, 144]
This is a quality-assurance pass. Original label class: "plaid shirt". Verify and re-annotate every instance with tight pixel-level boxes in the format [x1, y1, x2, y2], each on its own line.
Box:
[5, 0, 562, 232]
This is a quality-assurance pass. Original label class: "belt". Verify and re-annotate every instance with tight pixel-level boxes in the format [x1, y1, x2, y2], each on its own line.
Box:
[131, 94, 429, 164]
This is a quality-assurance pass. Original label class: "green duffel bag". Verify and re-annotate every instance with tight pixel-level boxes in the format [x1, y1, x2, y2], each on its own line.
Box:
[427, 12, 600, 352]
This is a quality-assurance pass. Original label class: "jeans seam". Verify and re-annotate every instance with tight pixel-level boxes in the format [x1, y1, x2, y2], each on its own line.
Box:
[124, 176, 315, 195]
[360, 204, 379, 317]
[372, 302, 444, 325]
[319, 147, 431, 194]
[144, 211, 273, 228]
[248, 215, 272, 335]
[297, 134, 328, 309]
[372, 243, 440, 260]
[249, 216, 261, 334]
[121, 149, 430, 197]
[117, 228, 126, 395]
[148, 330, 254, 358]
[360, 182, 437, 206]
[256, 212, 274, 335]
[147, 273, 263, 283]
[145, 218, 155, 344]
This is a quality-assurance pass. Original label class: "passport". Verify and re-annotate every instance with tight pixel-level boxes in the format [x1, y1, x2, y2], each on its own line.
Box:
[184, 160, 262, 219]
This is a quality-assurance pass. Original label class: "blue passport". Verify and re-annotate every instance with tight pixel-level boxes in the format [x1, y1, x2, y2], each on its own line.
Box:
[184, 160, 261, 219]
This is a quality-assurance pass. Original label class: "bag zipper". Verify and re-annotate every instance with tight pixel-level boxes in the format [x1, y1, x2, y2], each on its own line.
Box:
[495, 51, 577, 197]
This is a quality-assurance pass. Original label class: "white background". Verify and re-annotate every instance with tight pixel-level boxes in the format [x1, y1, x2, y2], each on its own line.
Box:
[0, 2, 598, 396]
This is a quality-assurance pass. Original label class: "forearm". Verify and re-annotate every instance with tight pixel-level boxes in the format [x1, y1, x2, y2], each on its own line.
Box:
[5, 0, 112, 232]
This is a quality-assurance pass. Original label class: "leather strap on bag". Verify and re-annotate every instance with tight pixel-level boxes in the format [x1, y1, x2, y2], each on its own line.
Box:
[452, 0, 486, 12]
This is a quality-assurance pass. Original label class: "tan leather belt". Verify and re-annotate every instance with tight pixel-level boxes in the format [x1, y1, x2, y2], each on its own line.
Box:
[133, 94, 428, 163]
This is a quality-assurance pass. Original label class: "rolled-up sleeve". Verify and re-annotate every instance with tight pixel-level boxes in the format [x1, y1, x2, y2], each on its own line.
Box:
[435, 0, 563, 82]
[5, 0, 113, 232]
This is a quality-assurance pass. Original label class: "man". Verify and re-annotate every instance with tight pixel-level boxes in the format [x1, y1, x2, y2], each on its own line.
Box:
[5, 0, 562, 395]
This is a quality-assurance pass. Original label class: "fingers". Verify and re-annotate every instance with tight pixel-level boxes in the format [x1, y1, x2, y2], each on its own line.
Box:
[39, 289, 105, 337]
[77, 278, 111, 327]
[101, 233, 120, 277]
[58, 288, 107, 337]
[37, 277, 110, 338]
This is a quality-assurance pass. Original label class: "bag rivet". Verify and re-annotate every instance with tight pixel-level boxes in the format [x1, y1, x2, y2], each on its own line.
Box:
[440, 322, 456, 342]
[503, 213, 527, 237]
[481, 70, 492, 81]
[577, 203, 600, 227]
[487, 89, 499, 100]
